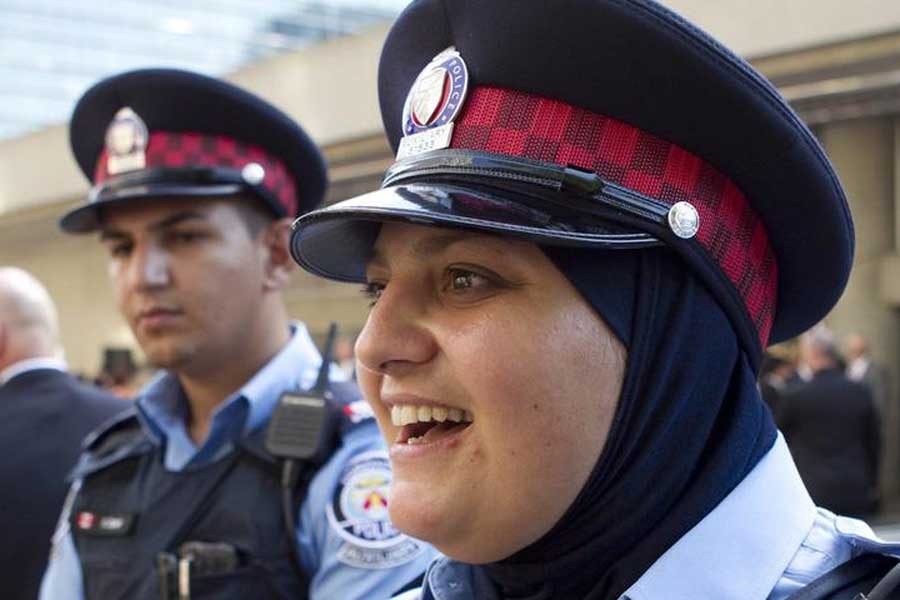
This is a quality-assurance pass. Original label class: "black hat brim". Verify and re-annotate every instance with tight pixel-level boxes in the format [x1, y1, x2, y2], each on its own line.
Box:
[290, 181, 660, 283]
[60, 182, 245, 233]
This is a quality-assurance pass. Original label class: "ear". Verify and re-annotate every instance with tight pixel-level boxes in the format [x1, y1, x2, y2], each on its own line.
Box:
[260, 217, 296, 292]
[0, 321, 7, 362]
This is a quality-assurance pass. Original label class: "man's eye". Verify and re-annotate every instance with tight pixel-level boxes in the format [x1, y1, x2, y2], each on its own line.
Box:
[171, 231, 204, 244]
[361, 282, 385, 306]
[109, 243, 133, 258]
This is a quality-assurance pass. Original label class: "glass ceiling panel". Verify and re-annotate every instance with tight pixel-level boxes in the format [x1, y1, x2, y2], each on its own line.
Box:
[0, 0, 411, 141]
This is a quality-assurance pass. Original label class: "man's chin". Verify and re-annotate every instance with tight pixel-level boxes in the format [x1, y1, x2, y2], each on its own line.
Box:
[139, 342, 196, 372]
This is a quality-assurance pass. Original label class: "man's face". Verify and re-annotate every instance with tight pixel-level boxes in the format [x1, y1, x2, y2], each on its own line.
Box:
[99, 198, 271, 374]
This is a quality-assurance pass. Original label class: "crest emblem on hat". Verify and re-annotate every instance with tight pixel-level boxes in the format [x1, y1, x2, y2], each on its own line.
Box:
[104, 107, 148, 176]
[397, 47, 469, 160]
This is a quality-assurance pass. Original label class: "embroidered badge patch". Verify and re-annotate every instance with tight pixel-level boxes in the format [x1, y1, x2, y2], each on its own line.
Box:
[328, 450, 423, 569]
[71, 510, 135, 537]
[343, 400, 375, 424]
[397, 47, 469, 160]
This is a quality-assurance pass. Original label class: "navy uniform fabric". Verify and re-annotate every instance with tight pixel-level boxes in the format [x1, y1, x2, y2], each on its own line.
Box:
[778, 368, 881, 516]
[41, 327, 433, 600]
[0, 367, 124, 600]
[67, 385, 348, 599]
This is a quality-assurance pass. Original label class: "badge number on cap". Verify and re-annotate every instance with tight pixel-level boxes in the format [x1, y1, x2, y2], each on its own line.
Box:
[397, 47, 469, 160]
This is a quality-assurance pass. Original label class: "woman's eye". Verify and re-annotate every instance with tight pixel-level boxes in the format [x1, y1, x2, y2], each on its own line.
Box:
[361, 282, 385, 306]
[445, 268, 493, 296]
[450, 270, 478, 290]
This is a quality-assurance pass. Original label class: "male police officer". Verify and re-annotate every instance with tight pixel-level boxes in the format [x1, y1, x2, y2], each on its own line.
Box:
[40, 69, 433, 600]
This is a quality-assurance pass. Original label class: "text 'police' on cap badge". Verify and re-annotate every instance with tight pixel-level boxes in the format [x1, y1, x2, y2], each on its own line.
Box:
[104, 107, 149, 176]
[397, 47, 469, 160]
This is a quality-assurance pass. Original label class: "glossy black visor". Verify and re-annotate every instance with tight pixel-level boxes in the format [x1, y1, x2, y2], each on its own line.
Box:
[290, 149, 675, 283]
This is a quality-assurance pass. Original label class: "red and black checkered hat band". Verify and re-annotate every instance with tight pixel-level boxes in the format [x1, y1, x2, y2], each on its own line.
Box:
[449, 86, 778, 347]
[93, 131, 298, 217]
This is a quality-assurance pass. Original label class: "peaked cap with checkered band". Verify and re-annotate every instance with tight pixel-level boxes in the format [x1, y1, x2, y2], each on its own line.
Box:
[61, 68, 326, 233]
[290, 0, 854, 360]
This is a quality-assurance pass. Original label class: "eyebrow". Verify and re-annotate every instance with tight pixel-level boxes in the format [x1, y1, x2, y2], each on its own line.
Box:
[99, 210, 209, 241]
[368, 230, 486, 268]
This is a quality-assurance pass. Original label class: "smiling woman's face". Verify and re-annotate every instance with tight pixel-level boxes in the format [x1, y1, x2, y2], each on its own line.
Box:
[355, 222, 626, 564]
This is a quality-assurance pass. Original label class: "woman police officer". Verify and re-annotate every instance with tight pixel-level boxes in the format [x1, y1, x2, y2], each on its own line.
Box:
[289, 0, 900, 598]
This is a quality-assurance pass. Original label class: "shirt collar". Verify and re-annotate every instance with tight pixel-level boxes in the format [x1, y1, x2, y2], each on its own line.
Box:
[0, 357, 67, 385]
[621, 434, 817, 600]
[240, 321, 324, 434]
[135, 322, 324, 468]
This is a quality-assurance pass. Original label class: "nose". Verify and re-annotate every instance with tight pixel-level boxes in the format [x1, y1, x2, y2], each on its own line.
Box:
[126, 241, 170, 290]
[355, 280, 437, 377]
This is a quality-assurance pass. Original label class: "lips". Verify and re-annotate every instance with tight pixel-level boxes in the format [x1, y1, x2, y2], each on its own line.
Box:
[135, 306, 184, 329]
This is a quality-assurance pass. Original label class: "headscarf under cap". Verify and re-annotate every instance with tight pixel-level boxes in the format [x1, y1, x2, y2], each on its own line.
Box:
[484, 246, 777, 599]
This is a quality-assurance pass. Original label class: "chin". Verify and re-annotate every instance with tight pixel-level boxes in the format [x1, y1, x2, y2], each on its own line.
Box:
[387, 478, 447, 542]
[141, 342, 193, 371]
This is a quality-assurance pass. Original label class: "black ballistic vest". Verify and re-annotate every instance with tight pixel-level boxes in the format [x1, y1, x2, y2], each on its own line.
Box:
[69, 407, 334, 600]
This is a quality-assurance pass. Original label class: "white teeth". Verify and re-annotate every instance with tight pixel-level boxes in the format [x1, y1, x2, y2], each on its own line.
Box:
[389, 404, 474, 427]
[401, 405, 417, 426]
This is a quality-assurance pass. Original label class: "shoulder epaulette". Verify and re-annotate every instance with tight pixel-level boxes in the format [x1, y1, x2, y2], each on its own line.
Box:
[70, 407, 151, 481]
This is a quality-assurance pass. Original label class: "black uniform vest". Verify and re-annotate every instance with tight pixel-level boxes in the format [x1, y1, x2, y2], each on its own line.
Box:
[68, 382, 361, 600]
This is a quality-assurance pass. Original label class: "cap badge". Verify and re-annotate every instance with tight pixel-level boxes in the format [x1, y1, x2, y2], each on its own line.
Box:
[397, 47, 469, 160]
[104, 107, 149, 176]
[668, 201, 700, 239]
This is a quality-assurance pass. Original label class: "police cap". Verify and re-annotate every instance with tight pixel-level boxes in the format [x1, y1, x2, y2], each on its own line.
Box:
[61, 68, 327, 233]
[290, 0, 854, 358]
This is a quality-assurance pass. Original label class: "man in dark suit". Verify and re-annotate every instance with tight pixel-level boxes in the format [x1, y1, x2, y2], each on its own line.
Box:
[0, 267, 124, 600]
[778, 326, 880, 517]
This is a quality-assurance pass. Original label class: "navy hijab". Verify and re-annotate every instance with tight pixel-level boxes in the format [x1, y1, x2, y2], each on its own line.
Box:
[484, 246, 777, 599]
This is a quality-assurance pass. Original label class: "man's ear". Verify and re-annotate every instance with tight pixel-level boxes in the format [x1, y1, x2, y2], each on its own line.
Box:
[261, 217, 296, 291]
[0, 321, 7, 363]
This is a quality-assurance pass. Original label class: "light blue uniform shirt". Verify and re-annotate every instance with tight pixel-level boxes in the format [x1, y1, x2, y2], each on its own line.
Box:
[41, 323, 435, 600]
[398, 434, 900, 600]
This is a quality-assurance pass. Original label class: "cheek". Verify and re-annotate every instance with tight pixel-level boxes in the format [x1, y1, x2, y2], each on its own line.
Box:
[452, 303, 622, 484]
[107, 263, 130, 309]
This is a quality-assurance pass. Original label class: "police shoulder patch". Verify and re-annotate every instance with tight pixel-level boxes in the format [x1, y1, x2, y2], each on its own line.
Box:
[327, 450, 424, 569]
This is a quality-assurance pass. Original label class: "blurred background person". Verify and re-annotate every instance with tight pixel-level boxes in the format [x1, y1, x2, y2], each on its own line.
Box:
[0, 266, 124, 600]
[758, 343, 800, 415]
[847, 333, 890, 416]
[332, 335, 357, 381]
[778, 325, 880, 516]
[94, 348, 139, 398]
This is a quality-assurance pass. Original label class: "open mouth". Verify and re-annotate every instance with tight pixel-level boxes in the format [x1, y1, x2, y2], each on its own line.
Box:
[390, 404, 473, 445]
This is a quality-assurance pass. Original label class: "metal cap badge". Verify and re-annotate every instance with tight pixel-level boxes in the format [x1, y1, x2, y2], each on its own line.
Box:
[103, 107, 148, 176]
[397, 47, 469, 160]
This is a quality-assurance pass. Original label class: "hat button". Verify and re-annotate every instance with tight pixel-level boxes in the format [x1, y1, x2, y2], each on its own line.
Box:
[668, 201, 700, 239]
[242, 162, 266, 185]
